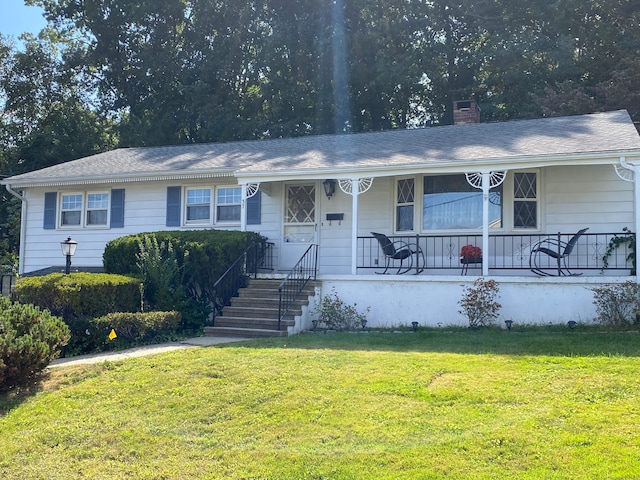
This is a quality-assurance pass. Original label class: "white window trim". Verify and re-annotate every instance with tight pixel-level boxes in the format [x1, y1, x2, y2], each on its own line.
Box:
[85, 191, 110, 227]
[184, 187, 213, 225]
[182, 185, 243, 227]
[59, 191, 111, 229]
[394, 176, 416, 233]
[511, 169, 540, 231]
[214, 186, 242, 224]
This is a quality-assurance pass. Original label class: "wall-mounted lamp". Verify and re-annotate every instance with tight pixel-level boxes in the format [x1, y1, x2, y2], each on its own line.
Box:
[60, 237, 78, 274]
[323, 179, 336, 200]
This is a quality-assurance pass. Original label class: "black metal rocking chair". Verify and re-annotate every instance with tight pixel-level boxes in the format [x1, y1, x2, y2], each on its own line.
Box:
[371, 232, 425, 275]
[529, 228, 589, 276]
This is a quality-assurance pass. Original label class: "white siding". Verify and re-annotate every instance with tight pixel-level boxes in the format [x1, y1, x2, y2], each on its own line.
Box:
[21, 180, 242, 274]
[543, 165, 633, 232]
[17, 164, 636, 275]
[318, 186, 352, 274]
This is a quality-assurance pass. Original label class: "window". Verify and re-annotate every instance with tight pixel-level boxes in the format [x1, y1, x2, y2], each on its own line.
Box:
[186, 188, 211, 223]
[396, 178, 414, 231]
[513, 172, 537, 229]
[86, 193, 109, 226]
[60, 192, 110, 227]
[216, 187, 241, 222]
[423, 174, 502, 230]
[61, 194, 82, 226]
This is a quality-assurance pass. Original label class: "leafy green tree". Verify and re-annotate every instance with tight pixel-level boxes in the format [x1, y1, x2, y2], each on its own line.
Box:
[0, 33, 116, 260]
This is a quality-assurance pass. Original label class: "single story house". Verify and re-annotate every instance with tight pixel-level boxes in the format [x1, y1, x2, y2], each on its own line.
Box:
[4, 105, 640, 329]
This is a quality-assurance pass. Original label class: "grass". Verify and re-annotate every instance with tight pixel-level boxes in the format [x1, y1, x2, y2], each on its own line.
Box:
[1, 325, 640, 479]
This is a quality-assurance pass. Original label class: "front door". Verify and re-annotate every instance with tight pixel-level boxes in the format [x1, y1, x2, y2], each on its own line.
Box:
[281, 184, 317, 270]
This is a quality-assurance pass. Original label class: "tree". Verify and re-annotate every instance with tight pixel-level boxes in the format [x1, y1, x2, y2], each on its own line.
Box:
[0, 33, 116, 261]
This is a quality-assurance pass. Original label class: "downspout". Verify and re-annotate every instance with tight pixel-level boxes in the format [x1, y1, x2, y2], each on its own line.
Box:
[5, 184, 27, 276]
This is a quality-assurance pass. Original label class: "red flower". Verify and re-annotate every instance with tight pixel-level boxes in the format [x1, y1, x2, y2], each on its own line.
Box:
[460, 244, 482, 260]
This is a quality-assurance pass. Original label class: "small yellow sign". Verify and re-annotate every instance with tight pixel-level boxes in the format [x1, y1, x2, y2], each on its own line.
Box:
[108, 329, 117, 340]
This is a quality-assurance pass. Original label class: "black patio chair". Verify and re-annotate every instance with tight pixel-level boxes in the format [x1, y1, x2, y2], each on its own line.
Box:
[371, 232, 425, 275]
[529, 228, 589, 276]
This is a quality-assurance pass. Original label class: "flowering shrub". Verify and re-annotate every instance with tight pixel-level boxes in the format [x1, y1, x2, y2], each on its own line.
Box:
[458, 278, 501, 327]
[314, 288, 370, 331]
[460, 244, 482, 260]
[592, 281, 640, 328]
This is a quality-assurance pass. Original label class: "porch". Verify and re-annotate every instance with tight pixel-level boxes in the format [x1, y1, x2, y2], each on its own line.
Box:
[355, 231, 635, 277]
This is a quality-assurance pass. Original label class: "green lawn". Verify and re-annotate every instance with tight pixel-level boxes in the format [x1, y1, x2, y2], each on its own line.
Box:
[1, 327, 640, 479]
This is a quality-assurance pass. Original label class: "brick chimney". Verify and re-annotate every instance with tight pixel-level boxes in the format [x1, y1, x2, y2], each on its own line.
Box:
[453, 100, 480, 125]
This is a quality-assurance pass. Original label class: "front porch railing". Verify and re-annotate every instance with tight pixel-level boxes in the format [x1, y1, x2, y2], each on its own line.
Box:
[211, 240, 274, 323]
[278, 244, 318, 330]
[358, 232, 634, 275]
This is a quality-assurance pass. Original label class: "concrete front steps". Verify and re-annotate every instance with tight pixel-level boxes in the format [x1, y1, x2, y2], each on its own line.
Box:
[204, 278, 319, 338]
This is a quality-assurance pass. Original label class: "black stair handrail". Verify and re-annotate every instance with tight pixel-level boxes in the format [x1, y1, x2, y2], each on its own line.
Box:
[278, 244, 318, 330]
[211, 240, 273, 324]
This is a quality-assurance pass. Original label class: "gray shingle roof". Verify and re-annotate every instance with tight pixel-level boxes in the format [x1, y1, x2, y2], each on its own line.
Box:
[4, 110, 640, 186]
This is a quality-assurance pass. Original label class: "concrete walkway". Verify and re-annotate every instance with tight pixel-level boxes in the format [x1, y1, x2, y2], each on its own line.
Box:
[49, 336, 252, 368]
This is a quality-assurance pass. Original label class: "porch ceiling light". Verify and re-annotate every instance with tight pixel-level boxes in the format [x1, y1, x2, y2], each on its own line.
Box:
[61, 237, 78, 274]
[323, 179, 336, 200]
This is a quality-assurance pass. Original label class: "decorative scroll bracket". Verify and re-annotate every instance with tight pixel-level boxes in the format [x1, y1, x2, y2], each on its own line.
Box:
[465, 171, 507, 190]
[338, 178, 374, 196]
[615, 157, 634, 182]
[244, 183, 260, 198]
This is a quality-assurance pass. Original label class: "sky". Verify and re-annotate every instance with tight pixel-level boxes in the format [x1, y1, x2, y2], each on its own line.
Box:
[0, 0, 47, 42]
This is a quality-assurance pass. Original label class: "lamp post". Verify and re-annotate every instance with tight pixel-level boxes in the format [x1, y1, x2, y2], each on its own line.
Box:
[60, 237, 78, 274]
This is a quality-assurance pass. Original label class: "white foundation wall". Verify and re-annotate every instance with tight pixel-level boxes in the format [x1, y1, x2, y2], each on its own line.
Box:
[318, 275, 629, 328]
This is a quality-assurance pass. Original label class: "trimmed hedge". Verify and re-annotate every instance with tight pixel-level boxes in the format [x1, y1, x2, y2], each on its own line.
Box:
[95, 311, 181, 342]
[0, 296, 70, 391]
[13, 273, 141, 320]
[103, 230, 263, 278]
[103, 230, 265, 327]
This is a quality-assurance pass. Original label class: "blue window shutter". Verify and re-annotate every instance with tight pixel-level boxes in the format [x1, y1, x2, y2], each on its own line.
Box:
[110, 189, 125, 228]
[43, 192, 57, 229]
[246, 191, 261, 225]
[166, 186, 181, 226]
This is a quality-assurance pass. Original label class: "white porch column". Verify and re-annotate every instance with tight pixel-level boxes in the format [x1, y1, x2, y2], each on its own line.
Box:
[240, 183, 248, 232]
[351, 178, 359, 275]
[337, 178, 373, 275]
[481, 173, 490, 277]
[465, 171, 506, 277]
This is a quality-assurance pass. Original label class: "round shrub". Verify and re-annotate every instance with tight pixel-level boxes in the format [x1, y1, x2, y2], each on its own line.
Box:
[0, 297, 70, 391]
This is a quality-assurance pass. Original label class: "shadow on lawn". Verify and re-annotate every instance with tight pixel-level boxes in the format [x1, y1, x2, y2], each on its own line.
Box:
[225, 326, 640, 357]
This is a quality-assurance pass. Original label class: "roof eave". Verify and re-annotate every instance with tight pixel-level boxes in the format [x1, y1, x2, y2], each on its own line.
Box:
[237, 150, 640, 184]
[1, 169, 237, 189]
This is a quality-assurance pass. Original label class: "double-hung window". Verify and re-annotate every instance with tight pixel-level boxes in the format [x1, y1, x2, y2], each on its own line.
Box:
[216, 187, 241, 222]
[86, 193, 109, 226]
[60, 192, 110, 227]
[186, 188, 211, 223]
[61, 194, 83, 226]
[182, 186, 241, 225]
